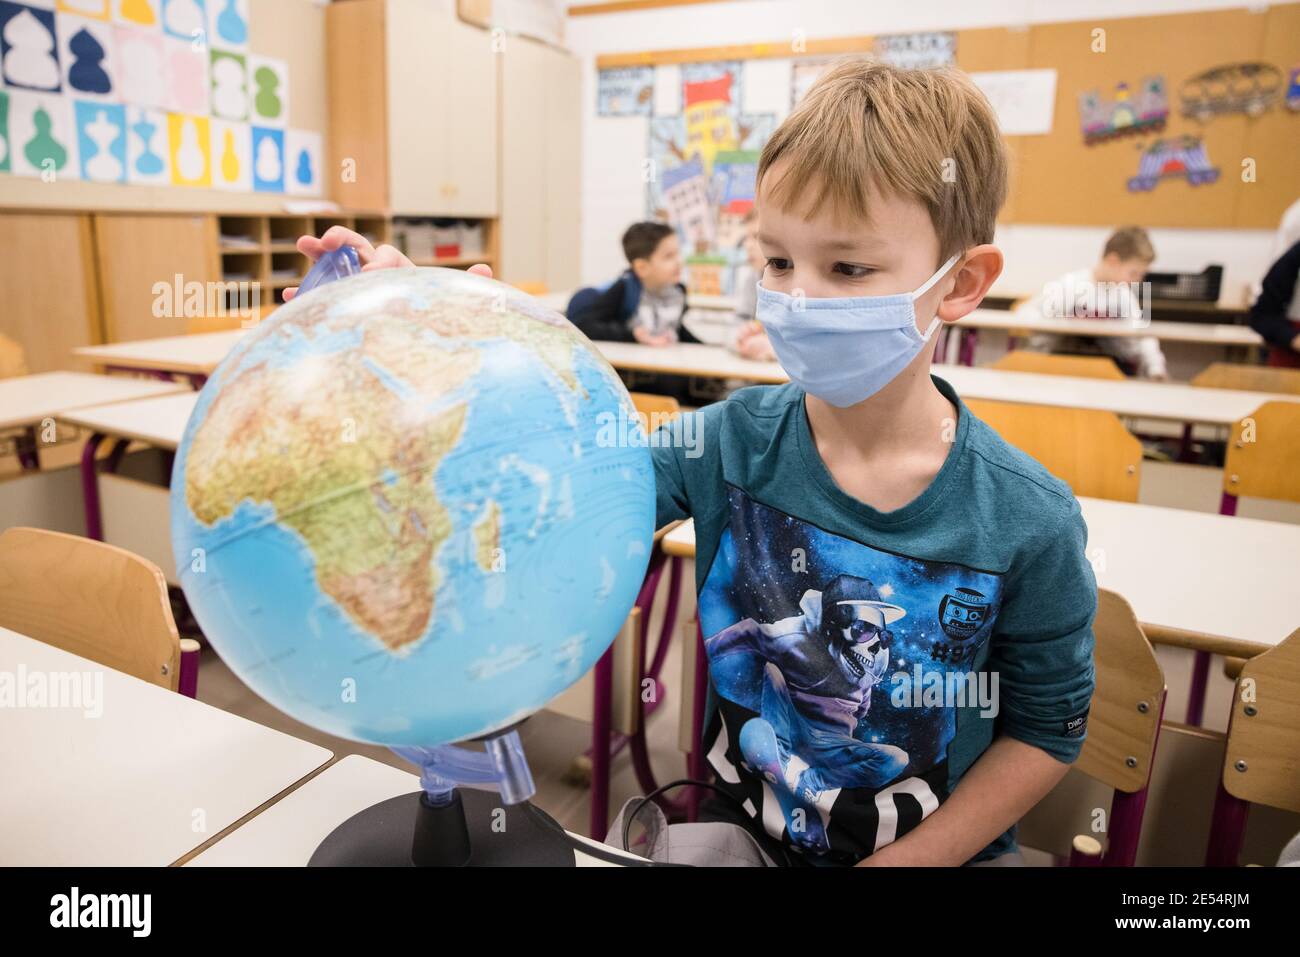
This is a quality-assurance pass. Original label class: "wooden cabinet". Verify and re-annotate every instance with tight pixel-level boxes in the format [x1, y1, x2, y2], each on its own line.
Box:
[500, 38, 580, 291]
[328, 0, 499, 217]
[93, 214, 222, 341]
[0, 212, 101, 372]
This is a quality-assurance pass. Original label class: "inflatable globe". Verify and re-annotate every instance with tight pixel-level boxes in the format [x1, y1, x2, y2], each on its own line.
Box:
[171, 267, 656, 746]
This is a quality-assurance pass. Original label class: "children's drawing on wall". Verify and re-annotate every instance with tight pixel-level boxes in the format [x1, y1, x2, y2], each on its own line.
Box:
[872, 31, 955, 70]
[205, 0, 246, 52]
[1126, 135, 1220, 192]
[125, 104, 169, 184]
[1078, 75, 1168, 145]
[114, 25, 164, 107]
[596, 65, 652, 116]
[58, 0, 109, 20]
[167, 110, 209, 186]
[1180, 62, 1283, 121]
[0, 88, 9, 171]
[248, 54, 288, 127]
[7, 89, 77, 179]
[160, 0, 203, 43]
[113, 0, 159, 28]
[1, 2, 62, 92]
[209, 48, 246, 121]
[250, 123, 283, 192]
[647, 61, 774, 295]
[1287, 65, 1300, 111]
[74, 98, 125, 181]
[284, 127, 320, 196]
[208, 116, 248, 190]
[59, 14, 115, 100]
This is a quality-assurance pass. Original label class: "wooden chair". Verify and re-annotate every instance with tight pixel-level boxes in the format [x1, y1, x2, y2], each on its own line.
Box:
[964, 399, 1143, 502]
[629, 391, 681, 433]
[1065, 589, 1167, 866]
[1192, 363, 1300, 395]
[1205, 628, 1300, 866]
[512, 281, 549, 296]
[993, 350, 1127, 381]
[0, 333, 27, 379]
[1186, 402, 1300, 725]
[0, 527, 199, 696]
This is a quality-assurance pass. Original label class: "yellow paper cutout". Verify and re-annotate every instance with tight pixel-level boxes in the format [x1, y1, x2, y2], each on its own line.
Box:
[57, 0, 110, 21]
[167, 113, 211, 187]
[120, 0, 157, 26]
[219, 128, 239, 183]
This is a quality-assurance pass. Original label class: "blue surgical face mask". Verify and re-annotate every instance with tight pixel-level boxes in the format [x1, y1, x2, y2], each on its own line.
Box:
[756, 254, 960, 408]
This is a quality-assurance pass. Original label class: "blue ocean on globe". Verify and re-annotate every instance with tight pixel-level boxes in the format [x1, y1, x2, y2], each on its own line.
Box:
[171, 268, 656, 746]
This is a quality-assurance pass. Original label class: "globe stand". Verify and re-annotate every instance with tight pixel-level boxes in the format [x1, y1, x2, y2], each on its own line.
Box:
[308, 727, 575, 867]
[309, 788, 575, 867]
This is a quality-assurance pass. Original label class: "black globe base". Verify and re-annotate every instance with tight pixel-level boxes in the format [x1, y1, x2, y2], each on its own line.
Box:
[308, 788, 576, 867]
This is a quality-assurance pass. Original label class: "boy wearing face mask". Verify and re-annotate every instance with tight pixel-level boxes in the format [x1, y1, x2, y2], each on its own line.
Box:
[655, 59, 1096, 867]
[290, 59, 1095, 869]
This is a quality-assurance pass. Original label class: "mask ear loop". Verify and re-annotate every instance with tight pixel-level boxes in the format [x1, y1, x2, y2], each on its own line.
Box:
[912, 252, 962, 342]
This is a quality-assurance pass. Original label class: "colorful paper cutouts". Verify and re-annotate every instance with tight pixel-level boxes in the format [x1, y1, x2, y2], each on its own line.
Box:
[597, 66, 653, 116]
[59, 14, 116, 99]
[74, 98, 125, 181]
[159, 0, 202, 43]
[0, 89, 10, 172]
[112, 0, 157, 27]
[250, 123, 281, 191]
[872, 31, 956, 70]
[57, 0, 108, 19]
[1078, 75, 1168, 145]
[284, 127, 319, 196]
[166, 110, 208, 185]
[0, 2, 61, 92]
[205, 0, 244, 52]
[1287, 65, 1300, 111]
[1127, 136, 1220, 192]
[114, 24, 164, 106]
[208, 116, 247, 189]
[6, 89, 77, 179]
[1180, 63, 1284, 121]
[124, 105, 168, 183]
[208, 48, 245, 120]
[163, 35, 207, 113]
[247, 54, 288, 127]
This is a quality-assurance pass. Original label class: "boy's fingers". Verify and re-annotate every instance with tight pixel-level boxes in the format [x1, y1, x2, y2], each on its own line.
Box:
[320, 225, 376, 259]
[283, 287, 298, 301]
[468, 263, 493, 278]
[296, 236, 324, 260]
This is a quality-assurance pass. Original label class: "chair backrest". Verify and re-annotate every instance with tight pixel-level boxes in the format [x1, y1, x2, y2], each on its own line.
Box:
[0, 527, 182, 690]
[1074, 589, 1166, 794]
[1192, 363, 1300, 395]
[1221, 627, 1300, 814]
[629, 392, 681, 434]
[0, 333, 27, 379]
[964, 399, 1143, 502]
[1222, 401, 1300, 504]
[993, 350, 1127, 380]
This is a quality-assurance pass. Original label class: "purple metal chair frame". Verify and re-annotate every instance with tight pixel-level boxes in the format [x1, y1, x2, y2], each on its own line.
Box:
[587, 546, 686, 837]
[1100, 691, 1166, 866]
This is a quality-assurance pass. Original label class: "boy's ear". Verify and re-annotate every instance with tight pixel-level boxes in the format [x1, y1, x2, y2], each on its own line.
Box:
[937, 244, 1003, 324]
[630, 258, 650, 281]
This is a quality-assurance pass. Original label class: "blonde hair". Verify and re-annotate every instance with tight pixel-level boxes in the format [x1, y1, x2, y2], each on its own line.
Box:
[1103, 226, 1155, 263]
[757, 58, 1008, 261]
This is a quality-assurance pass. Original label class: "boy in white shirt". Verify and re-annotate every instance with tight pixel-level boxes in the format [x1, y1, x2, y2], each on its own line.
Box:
[1019, 226, 1167, 380]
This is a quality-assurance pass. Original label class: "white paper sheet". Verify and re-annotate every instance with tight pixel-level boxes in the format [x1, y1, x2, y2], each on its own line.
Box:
[970, 68, 1058, 136]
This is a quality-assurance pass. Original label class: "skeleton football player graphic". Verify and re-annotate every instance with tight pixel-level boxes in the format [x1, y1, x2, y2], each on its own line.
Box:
[705, 575, 909, 852]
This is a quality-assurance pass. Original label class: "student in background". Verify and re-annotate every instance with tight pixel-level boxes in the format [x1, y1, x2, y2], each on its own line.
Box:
[1249, 239, 1300, 367]
[731, 208, 777, 362]
[1018, 226, 1168, 379]
[567, 222, 700, 347]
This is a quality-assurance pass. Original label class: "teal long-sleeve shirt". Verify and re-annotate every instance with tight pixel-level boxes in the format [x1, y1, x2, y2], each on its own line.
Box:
[651, 376, 1097, 864]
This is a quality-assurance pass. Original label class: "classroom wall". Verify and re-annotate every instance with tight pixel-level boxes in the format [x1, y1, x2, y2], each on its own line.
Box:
[565, 0, 1286, 303]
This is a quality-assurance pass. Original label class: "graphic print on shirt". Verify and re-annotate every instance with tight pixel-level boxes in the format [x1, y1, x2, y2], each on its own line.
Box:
[698, 486, 1005, 862]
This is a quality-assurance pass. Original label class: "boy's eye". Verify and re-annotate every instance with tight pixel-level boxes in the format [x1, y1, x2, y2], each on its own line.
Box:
[765, 257, 791, 272]
[833, 263, 875, 279]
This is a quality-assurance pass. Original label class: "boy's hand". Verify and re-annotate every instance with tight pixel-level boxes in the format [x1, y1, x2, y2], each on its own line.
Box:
[633, 326, 672, 347]
[283, 225, 492, 301]
[736, 322, 776, 361]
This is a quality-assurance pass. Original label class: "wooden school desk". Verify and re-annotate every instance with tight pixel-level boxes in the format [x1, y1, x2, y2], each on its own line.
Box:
[661, 498, 1300, 659]
[74, 330, 247, 388]
[183, 754, 643, 867]
[0, 372, 187, 469]
[0, 626, 333, 866]
[57, 391, 198, 547]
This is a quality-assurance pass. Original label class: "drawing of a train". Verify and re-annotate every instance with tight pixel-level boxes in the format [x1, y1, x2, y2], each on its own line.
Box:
[1127, 136, 1220, 192]
[1180, 62, 1283, 120]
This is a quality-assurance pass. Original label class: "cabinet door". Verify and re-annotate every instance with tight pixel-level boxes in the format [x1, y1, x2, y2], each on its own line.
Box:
[386, 0, 498, 216]
[94, 214, 221, 341]
[542, 46, 581, 293]
[500, 38, 548, 285]
[0, 213, 100, 372]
